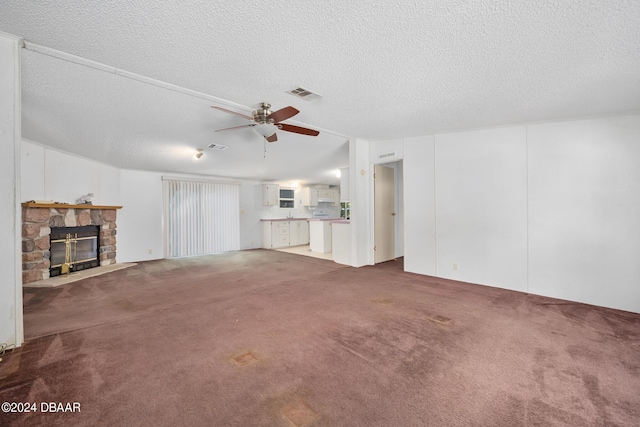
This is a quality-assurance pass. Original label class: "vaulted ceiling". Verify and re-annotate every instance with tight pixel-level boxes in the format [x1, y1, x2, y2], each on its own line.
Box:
[1, 1, 639, 185]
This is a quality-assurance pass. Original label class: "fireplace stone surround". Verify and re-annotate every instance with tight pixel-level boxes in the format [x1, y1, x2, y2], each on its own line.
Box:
[21, 203, 122, 284]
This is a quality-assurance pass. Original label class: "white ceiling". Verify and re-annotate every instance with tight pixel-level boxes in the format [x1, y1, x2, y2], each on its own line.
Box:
[1, 1, 639, 185]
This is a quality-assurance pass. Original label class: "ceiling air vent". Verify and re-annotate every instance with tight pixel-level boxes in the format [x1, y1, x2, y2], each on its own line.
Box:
[288, 86, 322, 101]
[379, 152, 397, 159]
[207, 143, 228, 151]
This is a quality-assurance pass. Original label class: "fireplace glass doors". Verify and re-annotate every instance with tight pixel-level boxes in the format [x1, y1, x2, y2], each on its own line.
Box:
[50, 225, 100, 277]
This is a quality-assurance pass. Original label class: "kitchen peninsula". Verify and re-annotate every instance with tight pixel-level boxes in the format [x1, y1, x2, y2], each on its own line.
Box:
[308, 218, 339, 253]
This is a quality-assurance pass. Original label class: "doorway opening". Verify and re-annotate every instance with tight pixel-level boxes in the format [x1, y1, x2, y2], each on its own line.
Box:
[373, 161, 403, 264]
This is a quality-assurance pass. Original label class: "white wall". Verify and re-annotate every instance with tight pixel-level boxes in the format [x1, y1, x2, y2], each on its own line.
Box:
[0, 32, 22, 347]
[21, 139, 120, 205]
[117, 170, 164, 262]
[339, 167, 350, 202]
[21, 140, 44, 200]
[393, 161, 404, 258]
[370, 138, 403, 164]
[239, 183, 263, 249]
[404, 135, 437, 275]
[402, 113, 640, 313]
[435, 126, 528, 291]
[349, 138, 373, 266]
[527, 115, 640, 312]
[117, 170, 262, 262]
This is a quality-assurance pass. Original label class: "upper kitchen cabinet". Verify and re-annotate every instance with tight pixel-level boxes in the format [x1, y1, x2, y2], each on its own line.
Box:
[302, 187, 339, 206]
[262, 184, 279, 206]
[302, 187, 319, 206]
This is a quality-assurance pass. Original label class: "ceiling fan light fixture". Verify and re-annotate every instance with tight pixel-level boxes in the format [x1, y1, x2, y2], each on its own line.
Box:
[212, 103, 318, 141]
[253, 123, 277, 138]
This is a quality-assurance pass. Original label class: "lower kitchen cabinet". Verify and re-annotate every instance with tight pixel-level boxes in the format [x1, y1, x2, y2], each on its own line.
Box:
[290, 220, 309, 246]
[262, 220, 309, 249]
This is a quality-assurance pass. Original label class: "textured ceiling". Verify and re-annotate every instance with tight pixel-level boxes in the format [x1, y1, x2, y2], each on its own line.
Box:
[1, 1, 639, 184]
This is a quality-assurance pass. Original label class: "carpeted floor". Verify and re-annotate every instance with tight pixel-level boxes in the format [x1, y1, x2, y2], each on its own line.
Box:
[1, 249, 639, 426]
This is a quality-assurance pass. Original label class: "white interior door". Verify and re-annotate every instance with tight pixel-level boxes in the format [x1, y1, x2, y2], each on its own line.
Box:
[374, 164, 395, 263]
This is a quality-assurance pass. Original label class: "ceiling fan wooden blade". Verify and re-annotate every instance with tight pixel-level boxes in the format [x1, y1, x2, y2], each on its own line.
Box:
[266, 133, 278, 143]
[278, 123, 320, 136]
[211, 106, 254, 121]
[215, 124, 255, 132]
[268, 106, 299, 123]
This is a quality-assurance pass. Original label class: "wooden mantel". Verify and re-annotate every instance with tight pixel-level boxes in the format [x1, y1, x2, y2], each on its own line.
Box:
[22, 202, 123, 210]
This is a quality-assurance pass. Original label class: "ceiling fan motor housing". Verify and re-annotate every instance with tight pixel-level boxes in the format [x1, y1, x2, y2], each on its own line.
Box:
[254, 103, 273, 124]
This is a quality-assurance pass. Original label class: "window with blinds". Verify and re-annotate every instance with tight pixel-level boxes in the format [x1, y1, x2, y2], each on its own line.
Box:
[163, 178, 240, 258]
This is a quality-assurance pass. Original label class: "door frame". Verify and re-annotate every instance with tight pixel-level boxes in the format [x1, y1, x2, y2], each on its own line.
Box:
[370, 159, 404, 264]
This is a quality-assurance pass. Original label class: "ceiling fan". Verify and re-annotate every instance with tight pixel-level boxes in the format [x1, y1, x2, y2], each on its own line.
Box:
[211, 102, 319, 143]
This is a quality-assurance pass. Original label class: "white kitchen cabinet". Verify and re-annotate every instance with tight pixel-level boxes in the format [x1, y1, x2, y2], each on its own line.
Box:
[290, 220, 309, 246]
[299, 220, 310, 245]
[262, 220, 289, 248]
[289, 221, 300, 246]
[262, 184, 279, 206]
[302, 187, 319, 206]
[262, 220, 309, 248]
[274, 221, 290, 247]
[302, 187, 339, 206]
[318, 188, 330, 199]
[319, 188, 340, 205]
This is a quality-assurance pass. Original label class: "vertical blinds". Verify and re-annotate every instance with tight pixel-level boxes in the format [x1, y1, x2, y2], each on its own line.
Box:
[163, 178, 240, 258]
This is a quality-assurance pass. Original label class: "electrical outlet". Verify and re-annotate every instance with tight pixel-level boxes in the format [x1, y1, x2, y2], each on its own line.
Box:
[148, 249, 153, 254]
[453, 262, 459, 271]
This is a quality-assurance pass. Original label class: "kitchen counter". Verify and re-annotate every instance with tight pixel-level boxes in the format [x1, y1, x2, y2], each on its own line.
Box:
[260, 218, 309, 222]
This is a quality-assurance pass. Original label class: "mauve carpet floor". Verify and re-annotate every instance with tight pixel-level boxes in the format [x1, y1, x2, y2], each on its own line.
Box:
[1, 249, 639, 426]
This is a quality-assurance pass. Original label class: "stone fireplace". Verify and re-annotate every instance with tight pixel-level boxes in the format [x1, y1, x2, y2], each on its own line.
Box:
[21, 203, 122, 284]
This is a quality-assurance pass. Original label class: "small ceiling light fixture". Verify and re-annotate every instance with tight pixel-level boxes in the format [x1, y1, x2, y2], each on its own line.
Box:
[194, 149, 204, 160]
[335, 169, 341, 178]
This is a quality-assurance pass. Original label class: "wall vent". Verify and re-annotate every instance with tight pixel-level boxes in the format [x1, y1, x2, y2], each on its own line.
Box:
[288, 86, 322, 101]
[379, 152, 397, 159]
[207, 143, 228, 151]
